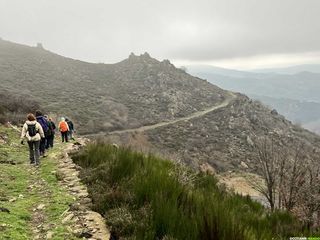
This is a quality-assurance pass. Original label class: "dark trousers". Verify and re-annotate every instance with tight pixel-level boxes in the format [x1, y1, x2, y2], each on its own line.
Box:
[39, 138, 46, 155]
[28, 141, 40, 165]
[61, 131, 68, 142]
[46, 135, 54, 149]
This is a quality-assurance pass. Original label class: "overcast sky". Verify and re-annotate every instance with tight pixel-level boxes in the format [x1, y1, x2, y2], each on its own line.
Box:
[0, 0, 320, 69]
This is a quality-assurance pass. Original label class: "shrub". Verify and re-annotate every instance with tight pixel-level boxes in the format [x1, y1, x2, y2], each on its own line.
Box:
[72, 143, 305, 239]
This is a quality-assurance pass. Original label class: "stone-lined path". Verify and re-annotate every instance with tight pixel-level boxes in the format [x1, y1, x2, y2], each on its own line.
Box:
[56, 140, 110, 240]
[0, 123, 110, 239]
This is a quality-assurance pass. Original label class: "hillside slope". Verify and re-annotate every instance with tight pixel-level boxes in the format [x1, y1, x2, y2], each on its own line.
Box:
[0, 39, 226, 134]
[1, 39, 320, 174]
[146, 94, 320, 170]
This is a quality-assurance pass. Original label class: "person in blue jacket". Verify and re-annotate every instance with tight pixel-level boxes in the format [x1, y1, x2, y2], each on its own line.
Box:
[35, 110, 49, 156]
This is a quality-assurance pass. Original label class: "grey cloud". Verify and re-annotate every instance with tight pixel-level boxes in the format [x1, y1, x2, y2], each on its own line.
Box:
[0, 0, 319, 64]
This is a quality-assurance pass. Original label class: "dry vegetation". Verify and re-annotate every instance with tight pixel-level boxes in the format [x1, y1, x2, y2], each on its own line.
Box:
[253, 137, 320, 229]
[72, 143, 318, 240]
[0, 89, 40, 124]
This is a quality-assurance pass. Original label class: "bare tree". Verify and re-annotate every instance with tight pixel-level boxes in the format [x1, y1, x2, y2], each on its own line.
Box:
[279, 144, 308, 211]
[253, 137, 320, 230]
[296, 157, 320, 229]
[253, 138, 308, 211]
[252, 137, 281, 211]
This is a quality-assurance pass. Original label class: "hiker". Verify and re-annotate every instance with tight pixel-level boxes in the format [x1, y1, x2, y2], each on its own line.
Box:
[35, 110, 49, 156]
[45, 116, 56, 149]
[20, 113, 45, 165]
[58, 117, 69, 142]
[65, 118, 75, 140]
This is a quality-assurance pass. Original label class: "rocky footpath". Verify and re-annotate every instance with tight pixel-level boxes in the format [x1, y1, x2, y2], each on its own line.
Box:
[0, 123, 110, 239]
[56, 140, 110, 240]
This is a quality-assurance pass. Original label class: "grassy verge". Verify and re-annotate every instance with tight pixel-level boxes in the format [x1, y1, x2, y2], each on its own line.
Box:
[72, 142, 309, 240]
[0, 125, 78, 239]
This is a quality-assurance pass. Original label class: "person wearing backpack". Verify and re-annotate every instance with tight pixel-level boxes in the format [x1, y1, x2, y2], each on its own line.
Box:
[35, 110, 49, 156]
[65, 118, 75, 141]
[58, 117, 69, 142]
[45, 116, 56, 149]
[20, 113, 45, 165]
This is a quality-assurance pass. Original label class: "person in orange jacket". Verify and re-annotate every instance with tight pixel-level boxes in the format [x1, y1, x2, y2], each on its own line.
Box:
[58, 117, 69, 142]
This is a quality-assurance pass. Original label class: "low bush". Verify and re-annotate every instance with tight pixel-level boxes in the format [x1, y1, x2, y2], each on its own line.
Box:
[72, 143, 305, 239]
[0, 90, 40, 124]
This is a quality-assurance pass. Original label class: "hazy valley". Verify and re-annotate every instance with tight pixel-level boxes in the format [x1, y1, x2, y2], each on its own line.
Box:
[187, 65, 320, 134]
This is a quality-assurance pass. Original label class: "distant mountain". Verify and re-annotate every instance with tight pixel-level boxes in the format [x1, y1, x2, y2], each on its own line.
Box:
[253, 64, 320, 75]
[185, 65, 262, 79]
[304, 119, 320, 135]
[248, 95, 320, 134]
[1, 38, 320, 173]
[187, 64, 320, 135]
[188, 67, 320, 103]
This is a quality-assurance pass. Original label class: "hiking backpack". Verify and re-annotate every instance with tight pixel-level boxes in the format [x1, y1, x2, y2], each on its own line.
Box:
[27, 124, 38, 137]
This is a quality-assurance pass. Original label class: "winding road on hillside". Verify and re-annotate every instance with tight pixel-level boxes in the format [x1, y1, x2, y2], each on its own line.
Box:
[85, 92, 237, 137]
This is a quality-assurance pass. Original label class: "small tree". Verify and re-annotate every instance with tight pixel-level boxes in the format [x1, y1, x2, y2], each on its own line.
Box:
[253, 138, 308, 212]
[252, 137, 281, 211]
[296, 158, 320, 229]
[253, 137, 320, 230]
[279, 144, 308, 211]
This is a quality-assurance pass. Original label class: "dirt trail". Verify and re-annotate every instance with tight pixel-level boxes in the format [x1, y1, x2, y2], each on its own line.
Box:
[86, 92, 237, 137]
[28, 168, 52, 240]
[23, 142, 110, 240]
[1, 127, 110, 239]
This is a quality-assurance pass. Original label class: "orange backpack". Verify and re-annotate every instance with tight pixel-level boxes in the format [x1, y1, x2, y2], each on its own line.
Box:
[59, 121, 68, 132]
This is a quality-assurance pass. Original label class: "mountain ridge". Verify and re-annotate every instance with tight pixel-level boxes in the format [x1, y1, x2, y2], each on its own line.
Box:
[0, 38, 227, 134]
[253, 64, 320, 74]
[1, 38, 320, 174]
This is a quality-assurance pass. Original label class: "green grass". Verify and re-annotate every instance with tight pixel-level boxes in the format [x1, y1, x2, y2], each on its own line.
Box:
[0, 126, 34, 239]
[72, 142, 307, 240]
[0, 125, 79, 240]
